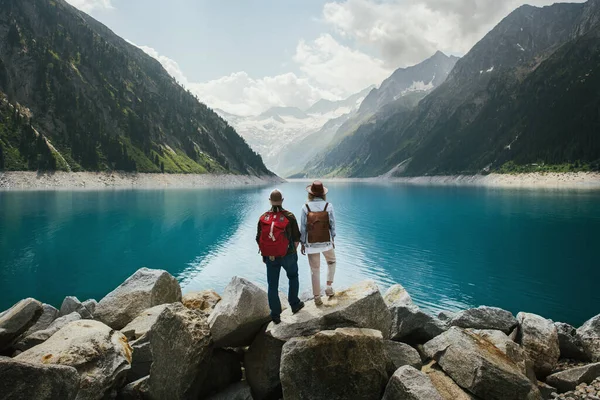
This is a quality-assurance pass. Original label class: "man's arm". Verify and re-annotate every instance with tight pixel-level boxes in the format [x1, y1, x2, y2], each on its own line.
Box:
[256, 218, 261, 245]
[285, 211, 301, 248]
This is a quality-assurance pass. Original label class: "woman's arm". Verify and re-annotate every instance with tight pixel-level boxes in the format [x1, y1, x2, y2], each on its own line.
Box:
[300, 205, 308, 244]
[329, 203, 336, 240]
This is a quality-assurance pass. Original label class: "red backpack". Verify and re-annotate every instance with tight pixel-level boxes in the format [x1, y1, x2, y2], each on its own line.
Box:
[258, 211, 290, 257]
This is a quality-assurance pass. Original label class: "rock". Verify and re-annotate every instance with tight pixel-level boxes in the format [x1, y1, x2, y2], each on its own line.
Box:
[201, 349, 243, 396]
[117, 376, 149, 400]
[0, 356, 80, 400]
[438, 311, 456, 323]
[516, 312, 560, 378]
[121, 304, 170, 341]
[546, 362, 600, 393]
[536, 381, 557, 400]
[0, 298, 43, 351]
[384, 285, 445, 343]
[206, 381, 253, 400]
[15, 320, 132, 400]
[269, 280, 392, 341]
[147, 303, 212, 400]
[95, 268, 182, 329]
[382, 365, 444, 400]
[183, 289, 221, 313]
[449, 306, 518, 334]
[384, 340, 422, 376]
[208, 277, 271, 348]
[82, 299, 98, 316]
[577, 314, 600, 361]
[422, 361, 478, 400]
[423, 327, 541, 400]
[280, 328, 388, 400]
[16, 311, 82, 351]
[555, 322, 589, 361]
[18, 303, 58, 338]
[244, 325, 286, 400]
[59, 296, 93, 319]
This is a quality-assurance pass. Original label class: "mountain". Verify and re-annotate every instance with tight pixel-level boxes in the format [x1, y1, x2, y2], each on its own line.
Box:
[300, 51, 459, 177]
[218, 87, 372, 175]
[306, 0, 600, 178]
[0, 0, 270, 175]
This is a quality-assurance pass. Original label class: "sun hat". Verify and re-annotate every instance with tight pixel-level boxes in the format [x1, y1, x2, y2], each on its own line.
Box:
[306, 180, 328, 197]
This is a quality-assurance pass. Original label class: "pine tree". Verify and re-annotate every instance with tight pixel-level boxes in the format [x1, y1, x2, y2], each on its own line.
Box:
[0, 142, 4, 169]
[160, 161, 164, 173]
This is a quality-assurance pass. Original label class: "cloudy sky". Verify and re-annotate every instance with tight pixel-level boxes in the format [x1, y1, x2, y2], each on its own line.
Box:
[69, 0, 581, 116]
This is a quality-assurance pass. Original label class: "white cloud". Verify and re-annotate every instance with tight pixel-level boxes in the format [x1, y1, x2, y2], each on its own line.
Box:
[322, 0, 586, 68]
[66, 0, 113, 13]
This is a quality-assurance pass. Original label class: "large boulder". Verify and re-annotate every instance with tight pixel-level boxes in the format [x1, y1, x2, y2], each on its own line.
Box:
[554, 322, 589, 361]
[423, 327, 541, 400]
[147, 303, 212, 400]
[206, 381, 253, 400]
[449, 306, 518, 334]
[546, 362, 600, 393]
[269, 280, 391, 340]
[118, 376, 149, 400]
[0, 298, 43, 351]
[58, 296, 93, 319]
[577, 313, 600, 361]
[120, 304, 170, 382]
[201, 348, 243, 397]
[384, 340, 422, 376]
[208, 277, 271, 348]
[183, 289, 221, 313]
[15, 311, 82, 351]
[95, 268, 182, 329]
[422, 361, 478, 400]
[280, 328, 388, 400]
[18, 303, 58, 338]
[516, 312, 560, 378]
[382, 365, 444, 400]
[0, 356, 80, 400]
[384, 284, 444, 343]
[244, 325, 286, 400]
[15, 320, 132, 400]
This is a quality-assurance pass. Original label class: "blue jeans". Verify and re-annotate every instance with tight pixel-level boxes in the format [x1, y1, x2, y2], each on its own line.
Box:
[265, 253, 301, 318]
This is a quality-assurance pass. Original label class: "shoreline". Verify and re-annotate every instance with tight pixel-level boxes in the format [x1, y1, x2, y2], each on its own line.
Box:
[291, 172, 600, 190]
[0, 171, 283, 191]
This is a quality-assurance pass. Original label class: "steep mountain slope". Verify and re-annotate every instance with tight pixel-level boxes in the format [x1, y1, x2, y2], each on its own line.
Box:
[219, 87, 371, 175]
[0, 0, 269, 175]
[301, 52, 459, 177]
[309, 0, 600, 178]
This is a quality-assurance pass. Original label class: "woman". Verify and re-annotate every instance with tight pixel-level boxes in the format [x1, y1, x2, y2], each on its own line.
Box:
[300, 181, 336, 306]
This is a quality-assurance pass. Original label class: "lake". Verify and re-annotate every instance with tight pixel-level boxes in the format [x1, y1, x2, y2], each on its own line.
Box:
[1, 181, 599, 326]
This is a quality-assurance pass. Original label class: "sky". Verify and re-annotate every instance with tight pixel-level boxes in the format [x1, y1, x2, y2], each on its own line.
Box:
[68, 0, 584, 116]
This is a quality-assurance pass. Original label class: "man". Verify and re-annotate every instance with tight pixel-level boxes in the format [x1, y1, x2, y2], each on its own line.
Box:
[256, 189, 305, 323]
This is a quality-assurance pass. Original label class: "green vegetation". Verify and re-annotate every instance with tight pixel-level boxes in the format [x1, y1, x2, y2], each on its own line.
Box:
[498, 161, 599, 174]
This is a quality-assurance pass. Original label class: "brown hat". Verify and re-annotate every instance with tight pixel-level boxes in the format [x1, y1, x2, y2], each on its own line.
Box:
[306, 180, 328, 196]
[269, 189, 283, 206]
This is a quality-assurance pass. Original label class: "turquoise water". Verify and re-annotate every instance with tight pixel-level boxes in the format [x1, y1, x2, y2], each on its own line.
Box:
[0, 182, 599, 326]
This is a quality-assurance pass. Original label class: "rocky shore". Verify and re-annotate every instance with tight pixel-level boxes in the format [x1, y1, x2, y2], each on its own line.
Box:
[0, 172, 282, 190]
[1, 268, 599, 400]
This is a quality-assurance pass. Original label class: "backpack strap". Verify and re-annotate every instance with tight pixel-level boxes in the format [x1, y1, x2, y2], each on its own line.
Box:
[324, 203, 329, 211]
[305, 204, 311, 212]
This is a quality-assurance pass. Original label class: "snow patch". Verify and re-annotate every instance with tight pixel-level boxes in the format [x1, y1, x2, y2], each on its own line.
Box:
[394, 76, 436, 100]
[487, 66, 495, 73]
[517, 44, 525, 52]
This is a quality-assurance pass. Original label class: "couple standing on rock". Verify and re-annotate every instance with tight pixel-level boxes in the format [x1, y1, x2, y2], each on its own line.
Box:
[255, 181, 337, 324]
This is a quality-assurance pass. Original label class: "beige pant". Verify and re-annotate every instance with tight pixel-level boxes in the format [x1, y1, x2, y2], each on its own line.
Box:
[308, 249, 336, 297]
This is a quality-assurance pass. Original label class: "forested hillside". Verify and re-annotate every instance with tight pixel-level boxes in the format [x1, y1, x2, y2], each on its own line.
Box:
[0, 0, 270, 175]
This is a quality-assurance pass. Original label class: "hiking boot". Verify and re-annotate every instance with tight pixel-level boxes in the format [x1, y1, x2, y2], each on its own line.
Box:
[292, 301, 305, 314]
[272, 315, 281, 324]
[314, 296, 323, 306]
[325, 285, 335, 297]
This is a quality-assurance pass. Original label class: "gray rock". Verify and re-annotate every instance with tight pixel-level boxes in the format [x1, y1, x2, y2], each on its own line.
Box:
[546, 362, 600, 393]
[0, 298, 43, 351]
[201, 348, 243, 397]
[449, 306, 518, 334]
[244, 325, 286, 400]
[147, 303, 212, 400]
[516, 312, 560, 378]
[423, 327, 542, 400]
[121, 303, 171, 341]
[382, 365, 444, 400]
[206, 381, 253, 400]
[0, 356, 80, 400]
[384, 340, 422, 376]
[117, 376, 149, 400]
[577, 313, 600, 361]
[422, 361, 478, 400]
[384, 285, 445, 343]
[16, 311, 82, 351]
[15, 320, 132, 400]
[183, 289, 221, 312]
[82, 299, 98, 317]
[536, 381, 556, 400]
[554, 322, 589, 361]
[17, 303, 58, 339]
[96, 268, 182, 329]
[269, 280, 392, 341]
[438, 311, 457, 323]
[208, 277, 272, 348]
[59, 296, 92, 319]
[280, 328, 388, 400]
